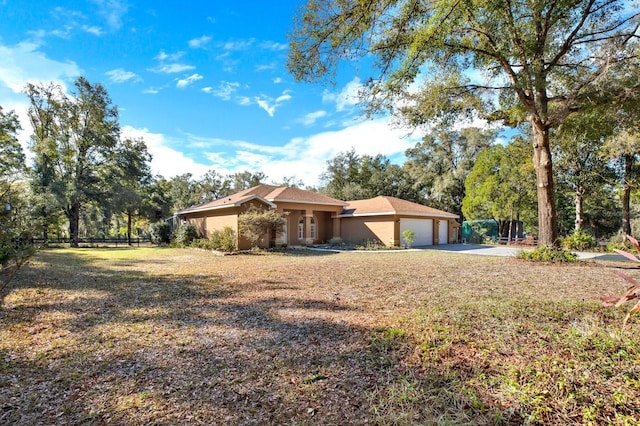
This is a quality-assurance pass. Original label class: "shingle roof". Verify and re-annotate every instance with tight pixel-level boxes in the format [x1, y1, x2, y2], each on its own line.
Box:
[341, 196, 459, 219]
[178, 184, 346, 214]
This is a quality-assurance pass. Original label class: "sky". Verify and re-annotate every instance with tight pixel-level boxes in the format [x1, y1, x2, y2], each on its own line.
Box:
[0, 0, 429, 188]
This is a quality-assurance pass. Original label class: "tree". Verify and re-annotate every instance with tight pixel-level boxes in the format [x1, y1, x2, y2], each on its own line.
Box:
[238, 207, 286, 248]
[27, 77, 120, 247]
[229, 171, 266, 193]
[167, 173, 203, 212]
[321, 150, 422, 202]
[288, 0, 640, 246]
[110, 137, 153, 245]
[462, 137, 537, 238]
[404, 126, 495, 217]
[199, 170, 232, 201]
[0, 106, 33, 291]
[554, 109, 615, 232]
[602, 130, 640, 235]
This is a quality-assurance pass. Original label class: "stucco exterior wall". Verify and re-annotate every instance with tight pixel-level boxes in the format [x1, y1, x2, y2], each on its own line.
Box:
[341, 216, 395, 246]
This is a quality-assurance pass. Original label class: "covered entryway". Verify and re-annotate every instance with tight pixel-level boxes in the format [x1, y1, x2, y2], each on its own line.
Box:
[400, 218, 433, 246]
[438, 220, 448, 245]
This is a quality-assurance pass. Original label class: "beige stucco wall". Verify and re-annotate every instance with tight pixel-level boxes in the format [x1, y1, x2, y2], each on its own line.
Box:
[341, 216, 395, 246]
[342, 215, 459, 246]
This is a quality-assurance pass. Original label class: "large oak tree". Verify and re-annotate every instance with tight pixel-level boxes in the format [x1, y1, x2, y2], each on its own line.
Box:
[288, 0, 640, 245]
[27, 77, 120, 247]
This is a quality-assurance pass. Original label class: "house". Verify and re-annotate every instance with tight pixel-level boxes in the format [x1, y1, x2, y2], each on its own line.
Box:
[177, 184, 459, 250]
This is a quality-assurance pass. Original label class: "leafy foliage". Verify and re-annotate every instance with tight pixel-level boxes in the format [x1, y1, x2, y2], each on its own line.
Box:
[462, 136, 537, 227]
[561, 230, 596, 251]
[321, 149, 422, 203]
[404, 126, 495, 217]
[173, 223, 199, 246]
[0, 106, 36, 292]
[401, 229, 416, 248]
[516, 245, 578, 263]
[238, 207, 286, 248]
[27, 77, 120, 247]
[210, 226, 237, 253]
[148, 221, 171, 245]
[288, 0, 640, 245]
[192, 226, 238, 253]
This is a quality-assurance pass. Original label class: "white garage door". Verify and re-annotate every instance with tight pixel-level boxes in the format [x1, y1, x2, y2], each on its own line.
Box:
[400, 218, 433, 246]
[438, 220, 448, 244]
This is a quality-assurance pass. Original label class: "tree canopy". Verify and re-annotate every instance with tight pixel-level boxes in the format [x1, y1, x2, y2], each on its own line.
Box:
[288, 0, 640, 245]
[27, 77, 121, 247]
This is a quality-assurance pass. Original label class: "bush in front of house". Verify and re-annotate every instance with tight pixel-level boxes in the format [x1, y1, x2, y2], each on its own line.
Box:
[210, 226, 237, 253]
[148, 221, 172, 245]
[191, 226, 237, 253]
[174, 223, 199, 246]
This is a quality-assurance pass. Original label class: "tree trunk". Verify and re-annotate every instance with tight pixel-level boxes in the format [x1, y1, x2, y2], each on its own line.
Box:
[622, 154, 633, 236]
[575, 189, 584, 231]
[127, 211, 133, 246]
[68, 203, 80, 248]
[531, 122, 558, 246]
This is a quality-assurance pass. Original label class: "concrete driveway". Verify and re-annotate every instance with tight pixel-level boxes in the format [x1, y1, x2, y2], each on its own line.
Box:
[424, 243, 629, 261]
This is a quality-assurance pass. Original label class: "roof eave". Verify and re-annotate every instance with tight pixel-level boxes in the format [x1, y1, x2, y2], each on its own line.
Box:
[178, 195, 277, 215]
[338, 211, 459, 219]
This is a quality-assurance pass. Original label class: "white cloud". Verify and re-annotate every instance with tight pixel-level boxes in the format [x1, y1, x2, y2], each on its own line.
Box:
[82, 25, 104, 36]
[202, 81, 240, 100]
[323, 76, 362, 112]
[223, 38, 255, 51]
[105, 68, 141, 83]
[185, 117, 423, 187]
[176, 73, 203, 88]
[260, 41, 288, 51]
[151, 63, 195, 74]
[0, 41, 80, 93]
[255, 90, 292, 117]
[143, 87, 160, 94]
[273, 77, 283, 84]
[121, 126, 211, 178]
[255, 63, 276, 72]
[155, 50, 184, 61]
[299, 110, 327, 126]
[189, 35, 211, 49]
[92, 0, 129, 31]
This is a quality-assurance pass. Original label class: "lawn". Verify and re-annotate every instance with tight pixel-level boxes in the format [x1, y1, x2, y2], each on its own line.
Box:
[1, 247, 638, 425]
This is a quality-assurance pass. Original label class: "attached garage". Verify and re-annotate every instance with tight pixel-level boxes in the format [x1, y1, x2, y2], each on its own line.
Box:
[340, 196, 460, 247]
[400, 218, 433, 246]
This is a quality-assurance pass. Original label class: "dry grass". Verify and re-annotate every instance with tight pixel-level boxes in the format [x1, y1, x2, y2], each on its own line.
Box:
[1, 247, 638, 425]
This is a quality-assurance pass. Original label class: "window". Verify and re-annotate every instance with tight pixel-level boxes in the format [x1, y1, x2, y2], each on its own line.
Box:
[310, 216, 316, 240]
[298, 216, 317, 241]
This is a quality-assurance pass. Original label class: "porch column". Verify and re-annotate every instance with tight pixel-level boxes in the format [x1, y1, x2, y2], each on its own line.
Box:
[303, 209, 314, 245]
[332, 216, 341, 241]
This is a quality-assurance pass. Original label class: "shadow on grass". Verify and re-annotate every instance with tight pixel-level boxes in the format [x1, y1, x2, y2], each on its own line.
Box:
[2, 248, 605, 425]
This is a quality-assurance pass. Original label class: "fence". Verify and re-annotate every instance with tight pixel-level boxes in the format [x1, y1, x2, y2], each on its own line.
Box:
[30, 236, 152, 247]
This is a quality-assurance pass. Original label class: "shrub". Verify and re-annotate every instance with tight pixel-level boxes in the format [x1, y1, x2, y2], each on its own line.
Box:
[148, 221, 172, 245]
[402, 229, 416, 248]
[238, 207, 286, 248]
[174, 223, 198, 246]
[562, 229, 595, 251]
[516, 245, 578, 262]
[210, 226, 237, 253]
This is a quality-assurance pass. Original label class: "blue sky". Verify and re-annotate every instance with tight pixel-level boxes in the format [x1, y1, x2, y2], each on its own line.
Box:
[0, 0, 429, 187]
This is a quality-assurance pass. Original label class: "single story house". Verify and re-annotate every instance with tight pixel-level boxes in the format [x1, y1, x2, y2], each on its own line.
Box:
[177, 184, 459, 250]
